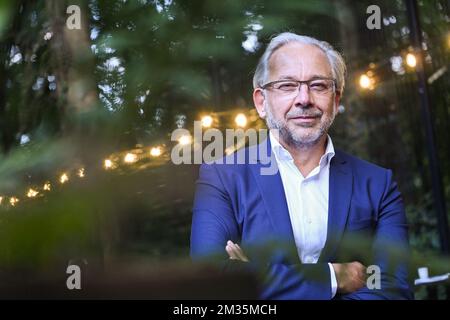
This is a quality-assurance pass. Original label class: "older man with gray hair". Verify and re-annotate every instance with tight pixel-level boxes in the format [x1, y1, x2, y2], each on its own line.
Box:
[191, 32, 413, 300]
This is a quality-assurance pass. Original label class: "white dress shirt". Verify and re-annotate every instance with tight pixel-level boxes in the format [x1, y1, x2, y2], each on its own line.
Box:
[269, 131, 338, 298]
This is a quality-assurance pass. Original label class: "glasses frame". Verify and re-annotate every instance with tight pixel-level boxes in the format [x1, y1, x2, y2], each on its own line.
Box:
[260, 77, 337, 96]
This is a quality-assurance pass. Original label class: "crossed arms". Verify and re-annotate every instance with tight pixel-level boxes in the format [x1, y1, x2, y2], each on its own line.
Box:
[190, 163, 413, 300]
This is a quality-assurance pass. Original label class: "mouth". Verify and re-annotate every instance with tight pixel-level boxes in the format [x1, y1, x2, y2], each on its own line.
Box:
[289, 115, 320, 123]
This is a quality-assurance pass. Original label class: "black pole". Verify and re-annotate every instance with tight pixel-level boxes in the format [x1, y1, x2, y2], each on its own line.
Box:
[405, 0, 450, 254]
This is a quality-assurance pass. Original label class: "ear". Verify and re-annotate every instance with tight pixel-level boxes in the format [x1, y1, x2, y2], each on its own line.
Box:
[253, 88, 266, 119]
[334, 91, 341, 114]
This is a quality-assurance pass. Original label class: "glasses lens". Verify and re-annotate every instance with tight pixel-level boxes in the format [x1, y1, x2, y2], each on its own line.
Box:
[309, 80, 333, 93]
[273, 81, 298, 92]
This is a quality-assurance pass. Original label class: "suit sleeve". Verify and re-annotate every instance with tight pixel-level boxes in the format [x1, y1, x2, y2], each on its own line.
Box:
[190, 163, 334, 300]
[338, 169, 414, 300]
[190, 163, 240, 259]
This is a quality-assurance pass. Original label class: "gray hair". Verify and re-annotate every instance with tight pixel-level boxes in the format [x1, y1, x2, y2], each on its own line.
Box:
[253, 32, 346, 95]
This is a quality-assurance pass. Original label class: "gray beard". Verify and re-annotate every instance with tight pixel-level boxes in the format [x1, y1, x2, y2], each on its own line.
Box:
[265, 103, 335, 149]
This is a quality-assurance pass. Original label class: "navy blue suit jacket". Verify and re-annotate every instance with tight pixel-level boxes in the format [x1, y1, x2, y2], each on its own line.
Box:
[190, 138, 413, 300]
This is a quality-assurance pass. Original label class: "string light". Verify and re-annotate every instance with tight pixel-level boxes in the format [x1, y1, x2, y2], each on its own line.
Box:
[27, 188, 39, 198]
[77, 168, 85, 178]
[124, 153, 138, 163]
[201, 115, 213, 128]
[150, 146, 162, 157]
[235, 113, 247, 128]
[7, 110, 259, 208]
[178, 135, 192, 145]
[359, 74, 371, 89]
[406, 53, 417, 68]
[104, 159, 113, 169]
[5, 110, 257, 209]
[9, 197, 19, 206]
[60, 173, 69, 184]
[4, 111, 249, 207]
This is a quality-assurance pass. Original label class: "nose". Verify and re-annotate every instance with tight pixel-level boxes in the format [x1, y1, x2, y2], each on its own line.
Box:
[293, 83, 312, 107]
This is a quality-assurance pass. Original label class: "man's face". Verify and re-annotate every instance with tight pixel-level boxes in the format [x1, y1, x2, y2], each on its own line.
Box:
[254, 42, 340, 148]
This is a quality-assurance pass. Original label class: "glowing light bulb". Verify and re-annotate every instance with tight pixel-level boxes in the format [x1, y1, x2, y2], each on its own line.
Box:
[77, 168, 85, 178]
[104, 159, 113, 169]
[235, 113, 247, 128]
[43, 182, 51, 191]
[178, 135, 192, 145]
[27, 188, 39, 198]
[359, 74, 371, 89]
[150, 147, 162, 157]
[124, 153, 138, 163]
[406, 53, 417, 68]
[201, 115, 213, 128]
[60, 173, 69, 184]
[9, 197, 19, 206]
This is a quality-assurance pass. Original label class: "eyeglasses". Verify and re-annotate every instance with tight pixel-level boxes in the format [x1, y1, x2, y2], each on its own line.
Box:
[261, 78, 337, 98]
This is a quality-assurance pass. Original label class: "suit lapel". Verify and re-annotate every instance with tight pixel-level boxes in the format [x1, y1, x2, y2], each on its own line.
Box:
[320, 150, 353, 262]
[249, 139, 296, 247]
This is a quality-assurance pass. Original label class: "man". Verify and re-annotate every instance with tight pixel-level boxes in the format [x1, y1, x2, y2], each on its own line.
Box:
[190, 32, 413, 300]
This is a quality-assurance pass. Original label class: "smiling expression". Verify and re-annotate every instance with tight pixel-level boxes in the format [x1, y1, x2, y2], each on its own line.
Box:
[254, 42, 341, 148]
